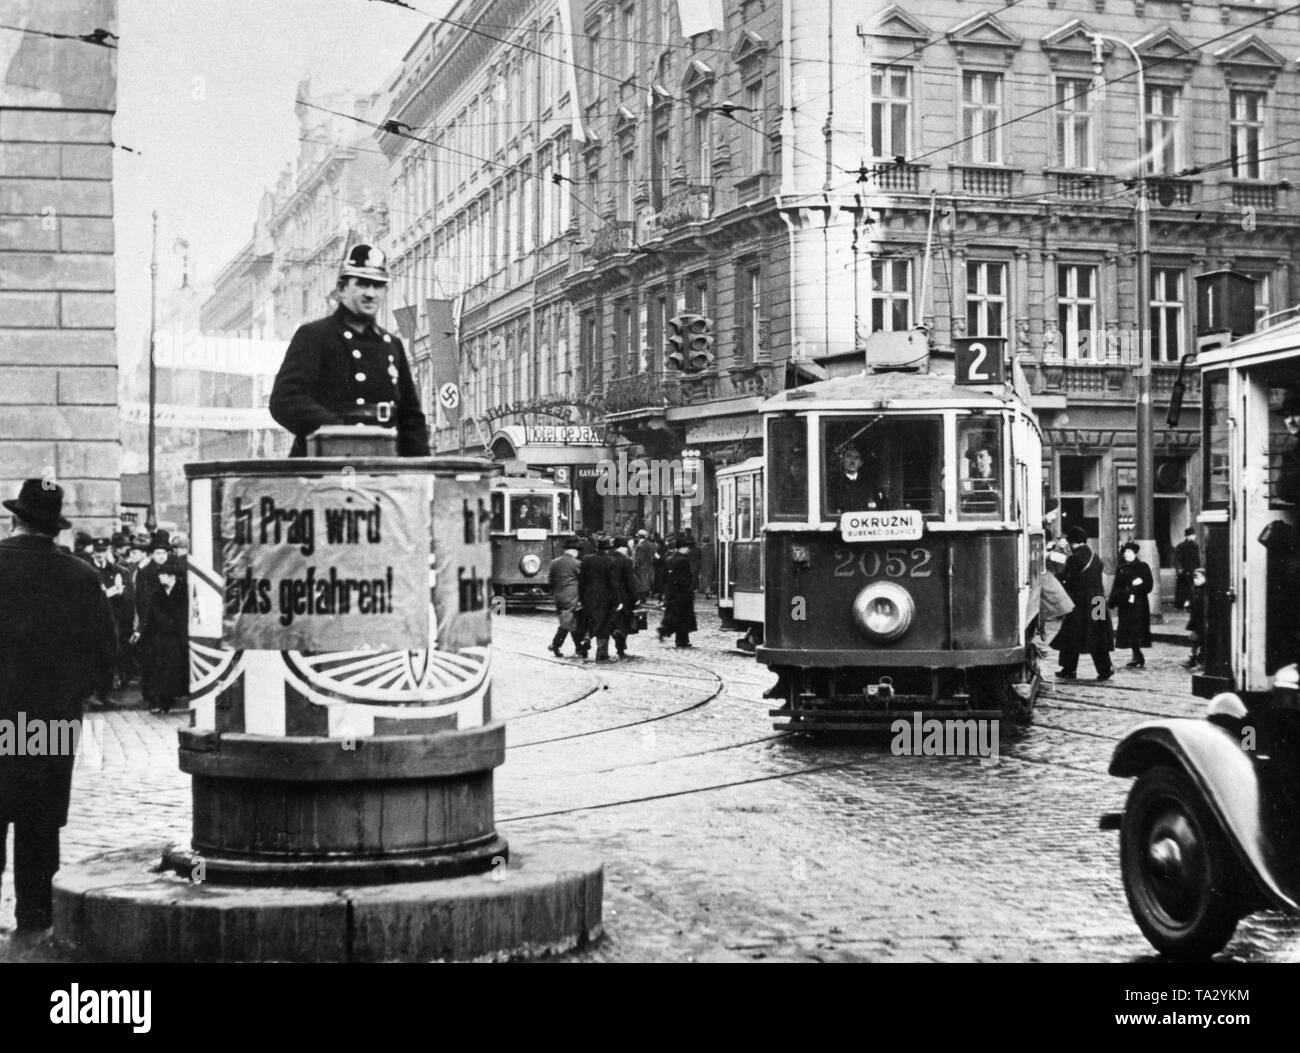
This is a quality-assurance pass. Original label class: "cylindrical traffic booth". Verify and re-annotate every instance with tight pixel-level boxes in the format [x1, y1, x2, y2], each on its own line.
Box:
[169, 457, 504, 885]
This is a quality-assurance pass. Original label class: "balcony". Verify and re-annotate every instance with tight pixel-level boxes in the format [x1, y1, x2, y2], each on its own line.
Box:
[1053, 172, 1111, 201]
[639, 184, 715, 242]
[872, 163, 924, 194]
[1229, 182, 1278, 210]
[604, 371, 683, 417]
[952, 164, 1017, 197]
[586, 220, 636, 261]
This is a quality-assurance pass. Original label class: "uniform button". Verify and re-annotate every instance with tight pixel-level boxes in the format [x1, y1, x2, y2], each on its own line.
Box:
[352, 349, 362, 359]
[356, 397, 365, 405]
[387, 354, 395, 363]
[383, 334, 392, 343]
[355, 372, 366, 382]
[343, 331, 352, 339]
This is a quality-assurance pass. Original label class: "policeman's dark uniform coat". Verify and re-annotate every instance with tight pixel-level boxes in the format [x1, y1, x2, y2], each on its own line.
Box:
[270, 305, 430, 457]
[1109, 558, 1154, 650]
[0, 484, 116, 931]
[1051, 540, 1114, 676]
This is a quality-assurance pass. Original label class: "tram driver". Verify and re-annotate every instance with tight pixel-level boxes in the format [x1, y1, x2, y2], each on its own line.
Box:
[961, 442, 1000, 513]
[828, 444, 887, 514]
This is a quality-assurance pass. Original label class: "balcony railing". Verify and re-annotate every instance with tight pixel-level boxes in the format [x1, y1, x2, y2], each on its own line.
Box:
[1054, 173, 1110, 200]
[953, 164, 1016, 197]
[874, 163, 924, 193]
[1230, 182, 1278, 209]
[587, 220, 636, 261]
[603, 371, 683, 416]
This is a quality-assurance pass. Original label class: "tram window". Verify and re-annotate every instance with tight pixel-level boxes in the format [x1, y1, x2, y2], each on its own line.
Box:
[737, 475, 753, 540]
[769, 418, 809, 519]
[957, 420, 1003, 519]
[510, 495, 552, 530]
[1268, 380, 1300, 507]
[557, 492, 572, 531]
[1203, 372, 1230, 509]
[753, 475, 765, 532]
[822, 416, 942, 518]
[491, 492, 505, 532]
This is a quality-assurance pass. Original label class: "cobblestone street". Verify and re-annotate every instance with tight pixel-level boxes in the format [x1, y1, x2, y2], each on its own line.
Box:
[5, 605, 1300, 962]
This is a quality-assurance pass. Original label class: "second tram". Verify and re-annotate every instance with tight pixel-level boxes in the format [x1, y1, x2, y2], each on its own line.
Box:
[716, 457, 765, 650]
[489, 475, 573, 608]
[756, 359, 1045, 730]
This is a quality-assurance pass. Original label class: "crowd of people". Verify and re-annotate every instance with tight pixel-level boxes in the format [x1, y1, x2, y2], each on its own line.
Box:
[548, 528, 700, 660]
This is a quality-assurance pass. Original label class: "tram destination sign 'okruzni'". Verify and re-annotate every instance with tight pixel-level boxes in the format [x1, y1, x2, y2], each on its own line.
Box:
[840, 509, 925, 542]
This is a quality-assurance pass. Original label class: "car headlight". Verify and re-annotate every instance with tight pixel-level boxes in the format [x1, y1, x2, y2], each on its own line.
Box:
[851, 581, 914, 643]
[519, 553, 542, 577]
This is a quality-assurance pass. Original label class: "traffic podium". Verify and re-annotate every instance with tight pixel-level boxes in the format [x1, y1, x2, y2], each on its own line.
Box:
[53, 457, 603, 961]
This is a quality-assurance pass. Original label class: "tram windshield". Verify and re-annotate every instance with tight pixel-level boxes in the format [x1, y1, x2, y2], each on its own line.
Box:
[510, 494, 553, 530]
[769, 417, 809, 520]
[821, 416, 942, 518]
[957, 417, 1004, 520]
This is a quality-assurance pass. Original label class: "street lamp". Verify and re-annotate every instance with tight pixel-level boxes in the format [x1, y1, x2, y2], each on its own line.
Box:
[1092, 33, 1156, 571]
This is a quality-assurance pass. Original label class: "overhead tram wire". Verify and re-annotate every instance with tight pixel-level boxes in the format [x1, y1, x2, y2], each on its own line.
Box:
[0, 22, 117, 47]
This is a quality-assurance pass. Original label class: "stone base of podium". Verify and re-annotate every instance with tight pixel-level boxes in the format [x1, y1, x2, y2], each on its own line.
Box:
[52, 844, 603, 962]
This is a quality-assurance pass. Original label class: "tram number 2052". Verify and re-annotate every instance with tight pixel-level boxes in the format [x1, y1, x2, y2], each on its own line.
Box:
[832, 546, 934, 580]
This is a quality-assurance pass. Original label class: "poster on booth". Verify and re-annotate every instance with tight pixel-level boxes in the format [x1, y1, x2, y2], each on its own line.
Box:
[221, 475, 430, 651]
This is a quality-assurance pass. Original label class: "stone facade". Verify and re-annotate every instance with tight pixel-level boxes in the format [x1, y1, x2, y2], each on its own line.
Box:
[0, 0, 119, 535]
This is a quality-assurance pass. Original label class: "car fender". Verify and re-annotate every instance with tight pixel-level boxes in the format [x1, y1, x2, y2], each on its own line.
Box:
[1110, 719, 1300, 913]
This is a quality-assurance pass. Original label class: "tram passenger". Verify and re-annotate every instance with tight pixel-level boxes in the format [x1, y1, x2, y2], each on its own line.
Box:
[1051, 526, 1115, 681]
[1109, 541, 1153, 669]
[1279, 389, 1300, 504]
[827, 445, 879, 514]
[269, 244, 430, 457]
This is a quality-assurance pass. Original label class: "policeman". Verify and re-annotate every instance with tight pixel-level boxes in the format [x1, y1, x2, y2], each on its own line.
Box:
[270, 244, 430, 457]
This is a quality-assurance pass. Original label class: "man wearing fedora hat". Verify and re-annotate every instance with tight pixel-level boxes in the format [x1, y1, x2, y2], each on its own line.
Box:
[270, 243, 430, 457]
[0, 480, 117, 937]
[1050, 525, 1115, 681]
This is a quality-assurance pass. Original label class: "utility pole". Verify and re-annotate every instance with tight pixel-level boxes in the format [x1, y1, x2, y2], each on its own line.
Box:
[147, 210, 159, 532]
[1094, 34, 1155, 573]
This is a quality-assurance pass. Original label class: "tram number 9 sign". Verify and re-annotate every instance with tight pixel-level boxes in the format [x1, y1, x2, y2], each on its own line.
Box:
[840, 509, 924, 542]
[954, 337, 1007, 386]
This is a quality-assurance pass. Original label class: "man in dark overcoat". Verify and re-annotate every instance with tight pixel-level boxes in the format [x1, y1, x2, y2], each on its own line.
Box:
[610, 538, 639, 659]
[1051, 526, 1114, 680]
[88, 538, 130, 707]
[137, 558, 190, 714]
[579, 538, 620, 661]
[131, 530, 174, 710]
[1109, 540, 1154, 668]
[1174, 528, 1200, 610]
[548, 538, 586, 658]
[270, 244, 430, 457]
[658, 535, 699, 648]
[0, 480, 116, 936]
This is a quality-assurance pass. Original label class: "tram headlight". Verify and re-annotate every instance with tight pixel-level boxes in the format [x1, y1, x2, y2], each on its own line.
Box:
[851, 582, 915, 643]
[519, 553, 542, 577]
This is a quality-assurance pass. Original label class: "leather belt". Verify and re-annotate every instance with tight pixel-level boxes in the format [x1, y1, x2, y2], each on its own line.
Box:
[338, 401, 396, 426]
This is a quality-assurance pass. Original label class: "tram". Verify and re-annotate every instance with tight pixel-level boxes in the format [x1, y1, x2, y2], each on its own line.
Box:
[715, 457, 765, 649]
[489, 475, 574, 608]
[756, 343, 1045, 730]
[1103, 318, 1300, 958]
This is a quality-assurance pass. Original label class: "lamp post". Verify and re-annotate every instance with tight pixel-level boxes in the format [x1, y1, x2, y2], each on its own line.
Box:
[146, 210, 159, 532]
[1093, 33, 1156, 572]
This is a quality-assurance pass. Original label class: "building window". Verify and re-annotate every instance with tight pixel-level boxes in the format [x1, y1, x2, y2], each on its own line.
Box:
[871, 259, 912, 332]
[621, 5, 635, 74]
[1146, 84, 1183, 174]
[1230, 89, 1265, 178]
[870, 65, 910, 159]
[694, 109, 711, 182]
[620, 149, 635, 221]
[745, 81, 765, 171]
[1053, 78, 1095, 169]
[966, 261, 1007, 338]
[961, 71, 1003, 164]
[1058, 454, 1102, 541]
[1150, 268, 1184, 363]
[539, 21, 555, 112]
[1057, 264, 1098, 360]
[647, 291, 667, 373]
[652, 123, 671, 208]
[580, 310, 596, 390]
[737, 263, 762, 362]
[686, 272, 711, 316]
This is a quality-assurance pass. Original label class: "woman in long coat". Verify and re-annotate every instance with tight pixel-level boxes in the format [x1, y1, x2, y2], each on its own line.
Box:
[657, 536, 698, 647]
[137, 558, 189, 712]
[1109, 540, 1154, 668]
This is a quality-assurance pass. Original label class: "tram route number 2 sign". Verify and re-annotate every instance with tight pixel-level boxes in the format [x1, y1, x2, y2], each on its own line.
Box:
[840, 509, 924, 542]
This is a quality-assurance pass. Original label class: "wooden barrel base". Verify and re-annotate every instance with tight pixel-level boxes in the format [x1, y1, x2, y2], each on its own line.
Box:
[53, 843, 604, 962]
[161, 835, 508, 887]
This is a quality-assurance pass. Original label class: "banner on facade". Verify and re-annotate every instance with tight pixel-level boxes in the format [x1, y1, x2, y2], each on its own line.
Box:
[676, 0, 724, 38]
[557, 0, 587, 142]
[426, 297, 460, 430]
[392, 304, 418, 344]
[220, 474, 430, 652]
